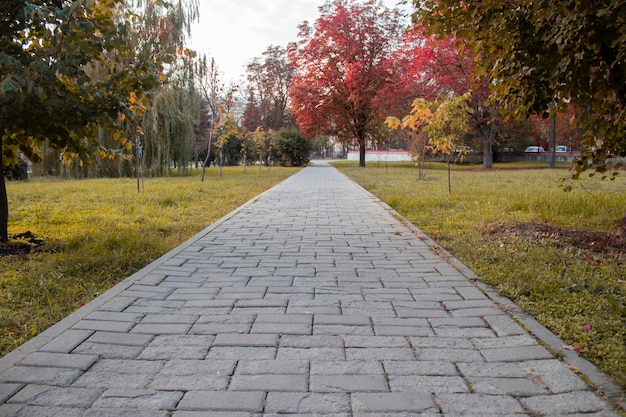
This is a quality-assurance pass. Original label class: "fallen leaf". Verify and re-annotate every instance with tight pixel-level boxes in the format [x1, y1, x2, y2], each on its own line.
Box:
[562, 345, 575, 351]
[581, 324, 592, 332]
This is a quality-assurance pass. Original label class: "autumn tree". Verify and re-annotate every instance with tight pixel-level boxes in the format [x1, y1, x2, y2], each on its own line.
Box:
[288, 0, 405, 167]
[0, 0, 172, 242]
[244, 45, 295, 132]
[387, 94, 472, 194]
[413, 0, 626, 174]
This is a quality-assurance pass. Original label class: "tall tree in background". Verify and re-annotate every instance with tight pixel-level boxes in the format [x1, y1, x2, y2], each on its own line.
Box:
[413, 0, 626, 174]
[244, 45, 295, 132]
[288, 0, 404, 167]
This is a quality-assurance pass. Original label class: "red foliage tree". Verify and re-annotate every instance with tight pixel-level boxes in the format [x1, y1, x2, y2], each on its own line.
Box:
[288, 0, 404, 167]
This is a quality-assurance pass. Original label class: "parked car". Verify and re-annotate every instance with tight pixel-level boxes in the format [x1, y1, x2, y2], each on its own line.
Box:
[524, 146, 545, 153]
[555, 145, 568, 152]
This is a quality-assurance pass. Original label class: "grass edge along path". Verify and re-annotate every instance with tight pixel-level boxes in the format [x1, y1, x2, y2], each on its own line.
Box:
[0, 167, 299, 357]
[334, 161, 626, 392]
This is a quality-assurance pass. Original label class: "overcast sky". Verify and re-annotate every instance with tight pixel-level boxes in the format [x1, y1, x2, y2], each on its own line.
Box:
[189, 0, 411, 83]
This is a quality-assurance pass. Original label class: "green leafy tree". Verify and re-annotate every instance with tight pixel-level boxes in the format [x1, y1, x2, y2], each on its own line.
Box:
[413, 0, 626, 173]
[0, 0, 180, 241]
[273, 129, 311, 167]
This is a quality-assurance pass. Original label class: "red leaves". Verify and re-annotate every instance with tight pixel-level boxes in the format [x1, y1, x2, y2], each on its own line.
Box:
[581, 323, 592, 332]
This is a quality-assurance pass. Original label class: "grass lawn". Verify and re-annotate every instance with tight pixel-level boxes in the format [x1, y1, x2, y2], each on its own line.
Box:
[0, 166, 298, 356]
[335, 160, 626, 389]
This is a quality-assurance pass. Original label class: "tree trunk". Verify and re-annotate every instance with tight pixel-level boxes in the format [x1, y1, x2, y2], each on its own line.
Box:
[619, 210, 626, 238]
[0, 163, 8, 243]
[482, 124, 493, 169]
[549, 113, 556, 168]
[359, 141, 366, 168]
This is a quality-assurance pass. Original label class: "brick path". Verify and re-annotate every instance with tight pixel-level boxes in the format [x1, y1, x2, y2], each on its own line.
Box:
[0, 161, 623, 416]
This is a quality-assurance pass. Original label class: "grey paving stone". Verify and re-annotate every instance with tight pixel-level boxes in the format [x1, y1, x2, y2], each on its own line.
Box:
[310, 361, 384, 375]
[310, 375, 389, 393]
[72, 342, 144, 359]
[19, 352, 98, 370]
[482, 314, 527, 336]
[521, 391, 616, 414]
[437, 393, 525, 414]
[428, 317, 486, 328]
[130, 323, 192, 334]
[522, 359, 590, 393]
[0, 383, 23, 404]
[432, 326, 496, 338]
[480, 345, 554, 362]
[72, 320, 135, 333]
[277, 347, 345, 361]
[250, 322, 312, 334]
[236, 359, 309, 375]
[343, 336, 409, 348]
[172, 412, 255, 417]
[86, 311, 143, 323]
[314, 324, 375, 336]
[266, 392, 351, 413]
[388, 375, 469, 393]
[374, 325, 433, 337]
[72, 371, 152, 389]
[417, 348, 484, 362]
[85, 331, 154, 346]
[0, 366, 82, 386]
[177, 391, 265, 412]
[383, 360, 458, 376]
[346, 347, 416, 361]
[149, 373, 230, 391]
[351, 392, 437, 413]
[229, 374, 308, 392]
[471, 334, 537, 349]
[468, 376, 550, 396]
[8, 385, 102, 407]
[279, 335, 344, 348]
[314, 315, 371, 326]
[207, 347, 276, 360]
[92, 389, 183, 410]
[139, 314, 198, 324]
[456, 362, 528, 378]
[40, 329, 94, 353]
[89, 359, 164, 374]
[213, 333, 278, 347]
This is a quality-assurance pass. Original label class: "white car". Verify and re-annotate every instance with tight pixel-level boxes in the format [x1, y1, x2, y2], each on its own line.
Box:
[524, 146, 545, 153]
[555, 145, 568, 152]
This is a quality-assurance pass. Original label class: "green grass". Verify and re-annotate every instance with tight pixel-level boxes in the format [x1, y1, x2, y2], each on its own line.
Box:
[0, 166, 297, 355]
[335, 161, 626, 389]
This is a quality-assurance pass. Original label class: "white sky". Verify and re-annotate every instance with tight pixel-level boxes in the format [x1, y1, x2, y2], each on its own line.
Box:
[189, 0, 411, 83]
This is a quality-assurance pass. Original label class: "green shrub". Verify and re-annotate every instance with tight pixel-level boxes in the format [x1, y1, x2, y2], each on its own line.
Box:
[273, 129, 312, 167]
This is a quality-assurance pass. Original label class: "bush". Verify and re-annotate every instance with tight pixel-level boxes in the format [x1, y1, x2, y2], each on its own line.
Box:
[4, 158, 28, 181]
[274, 129, 311, 167]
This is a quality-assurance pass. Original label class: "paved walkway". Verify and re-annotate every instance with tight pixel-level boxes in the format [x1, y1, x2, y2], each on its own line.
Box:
[0, 162, 623, 417]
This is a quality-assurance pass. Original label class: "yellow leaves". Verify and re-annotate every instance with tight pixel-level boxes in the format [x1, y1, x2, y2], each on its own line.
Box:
[384, 116, 402, 130]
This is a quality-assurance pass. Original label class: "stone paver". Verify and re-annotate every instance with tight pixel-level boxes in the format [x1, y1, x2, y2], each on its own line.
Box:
[0, 161, 623, 416]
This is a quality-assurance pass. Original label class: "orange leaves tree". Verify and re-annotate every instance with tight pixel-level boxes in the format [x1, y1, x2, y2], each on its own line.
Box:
[288, 0, 405, 167]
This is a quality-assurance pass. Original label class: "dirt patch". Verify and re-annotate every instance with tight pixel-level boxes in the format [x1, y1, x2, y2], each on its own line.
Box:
[0, 231, 45, 257]
[486, 222, 626, 262]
